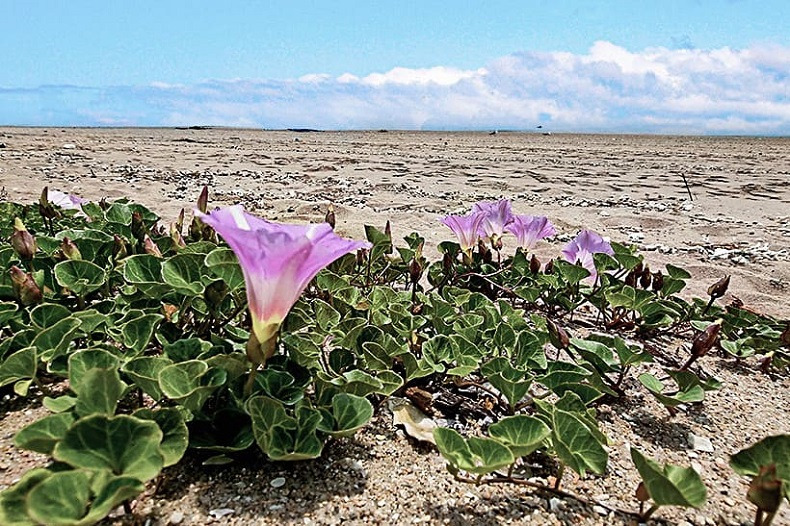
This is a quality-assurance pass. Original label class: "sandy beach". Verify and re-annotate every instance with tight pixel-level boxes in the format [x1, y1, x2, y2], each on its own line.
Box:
[1, 127, 788, 525]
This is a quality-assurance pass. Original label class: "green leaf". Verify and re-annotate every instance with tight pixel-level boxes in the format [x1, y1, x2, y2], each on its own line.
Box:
[550, 408, 608, 476]
[163, 337, 213, 362]
[205, 248, 245, 290]
[32, 317, 81, 360]
[53, 414, 164, 481]
[68, 349, 121, 396]
[54, 260, 106, 296]
[29, 304, 71, 329]
[133, 408, 189, 467]
[434, 427, 515, 475]
[162, 253, 205, 296]
[74, 368, 126, 417]
[631, 448, 707, 508]
[121, 313, 164, 354]
[639, 371, 705, 409]
[488, 415, 551, 458]
[122, 356, 173, 399]
[0, 301, 19, 326]
[43, 395, 78, 413]
[666, 264, 692, 280]
[246, 396, 324, 461]
[319, 393, 373, 437]
[14, 413, 76, 455]
[0, 347, 37, 390]
[122, 254, 170, 297]
[158, 360, 226, 412]
[730, 434, 790, 483]
[0, 468, 52, 526]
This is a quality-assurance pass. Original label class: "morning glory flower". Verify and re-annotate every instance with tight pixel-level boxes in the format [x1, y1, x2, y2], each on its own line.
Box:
[561, 230, 614, 283]
[441, 211, 485, 257]
[49, 190, 87, 210]
[505, 215, 556, 251]
[472, 199, 514, 244]
[197, 205, 369, 362]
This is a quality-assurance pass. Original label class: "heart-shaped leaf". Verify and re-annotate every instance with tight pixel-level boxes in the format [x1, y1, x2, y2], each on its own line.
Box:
[74, 368, 126, 417]
[158, 360, 226, 412]
[318, 393, 373, 437]
[133, 408, 189, 467]
[14, 412, 76, 455]
[434, 427, 515, 475]
[488, 415, 551, 458]
[162, 253, 205, 296]
[54, 260, 106, 296]
[631, 447, 707, 508]
[53, 414, 164, 481]
[730, 434, 790, 483]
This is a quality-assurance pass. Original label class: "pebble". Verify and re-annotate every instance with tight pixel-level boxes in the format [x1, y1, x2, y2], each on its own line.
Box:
[168, 511, 184, 524]
[271, 477, 286, 488]
[208, 508, 235, 519]
[689, 433, 715, 452]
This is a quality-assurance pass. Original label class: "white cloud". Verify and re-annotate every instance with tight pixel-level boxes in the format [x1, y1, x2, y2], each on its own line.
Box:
[1, 41, 788, 134]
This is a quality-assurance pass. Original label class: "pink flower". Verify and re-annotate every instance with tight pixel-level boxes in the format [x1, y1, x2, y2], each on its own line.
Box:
[441, 212, 485, 255]
[472, 199, 514, 243]
[49, 190, 87, 210]
[562, 230, 614, 283]
[197, 205, 369, 353]
[505, 215, 556, 251]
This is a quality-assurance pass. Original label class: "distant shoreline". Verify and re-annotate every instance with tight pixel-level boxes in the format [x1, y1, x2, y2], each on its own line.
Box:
[1, 125, 787, 139]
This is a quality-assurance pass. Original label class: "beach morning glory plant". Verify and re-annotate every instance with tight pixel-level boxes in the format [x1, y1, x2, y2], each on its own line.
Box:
[505, 215, 556, 251]
[441, 211, 485, 262]
[562, 229, 614, 283]
[472, 199, 514, 245]
[197, 205, 370, 364]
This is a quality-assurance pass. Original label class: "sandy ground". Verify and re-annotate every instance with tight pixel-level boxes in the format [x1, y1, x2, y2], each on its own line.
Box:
[1, 128, 789, 525]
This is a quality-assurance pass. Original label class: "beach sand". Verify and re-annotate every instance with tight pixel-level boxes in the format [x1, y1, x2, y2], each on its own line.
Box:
[1, 128, 788, 525]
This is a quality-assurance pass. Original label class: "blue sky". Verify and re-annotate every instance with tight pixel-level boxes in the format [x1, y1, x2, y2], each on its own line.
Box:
[1, 1, 789, 133]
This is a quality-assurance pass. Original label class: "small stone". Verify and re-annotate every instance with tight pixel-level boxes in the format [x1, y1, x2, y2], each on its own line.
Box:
[169, 511, 184, 525]
[689, 433, 714, 452]
[549, 497, 562, 511]
[270, 477, 286, 488]
[592, 505, 608, 516]
[208, 508, 235, 519]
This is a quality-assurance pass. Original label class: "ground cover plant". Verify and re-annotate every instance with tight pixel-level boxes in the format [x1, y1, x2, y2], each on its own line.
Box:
[0, 189, 788, 525]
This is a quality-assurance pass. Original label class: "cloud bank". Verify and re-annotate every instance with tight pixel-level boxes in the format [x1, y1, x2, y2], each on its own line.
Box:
[1, 41, 788, 134]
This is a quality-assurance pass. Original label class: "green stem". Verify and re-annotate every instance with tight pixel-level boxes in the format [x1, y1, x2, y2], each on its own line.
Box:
[244, 366, 259, 398]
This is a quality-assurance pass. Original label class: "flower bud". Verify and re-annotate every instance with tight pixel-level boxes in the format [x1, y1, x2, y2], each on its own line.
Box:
[634, 262, 643, 276]
[38, 187, 57, 220]
[112, 234, 128, 260]
[409, 257, 423, 284]
[546, 318, 570, 350]
[143, 235, 162, 257]
[494, 237, 504, 251]
[639, 267, 652, 289]
[324, 204, 336, 229]
[196, 186, 209, 214]
[10, 218, 37, 260]
[691, 322, 721, 358]
[99, 197, 109, 210]
[175, 208, 185, 234]
[544, 259, 554, 275]
[747, 464, 782, 514]
[651, 270, 664, 291]
[10, 266, 42, 306]
[170, 222, 186, 249]
[625, 270, 637, 287]
[478, 239, 492, 264]
[356, 247, 368, 266]
[635, 482, 650, 503]
[707, 275, 730, 299]
[131, 210, 146, 241]
[529, 254, 541, 274]
[59, 237, 82, 260]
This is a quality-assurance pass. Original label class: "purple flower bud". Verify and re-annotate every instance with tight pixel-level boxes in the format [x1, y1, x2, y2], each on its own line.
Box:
[143, 235, 162, 257]
[10, 218, 37, 260]
[59, 237, 82, 260]
[10, 266, 42, 306]
[529, 254, 541, 274]
[707, 275, 730, 299]
[546, 318, 570, 350]
[196, 186, 209, 214]
[691, 323, 721, 358]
